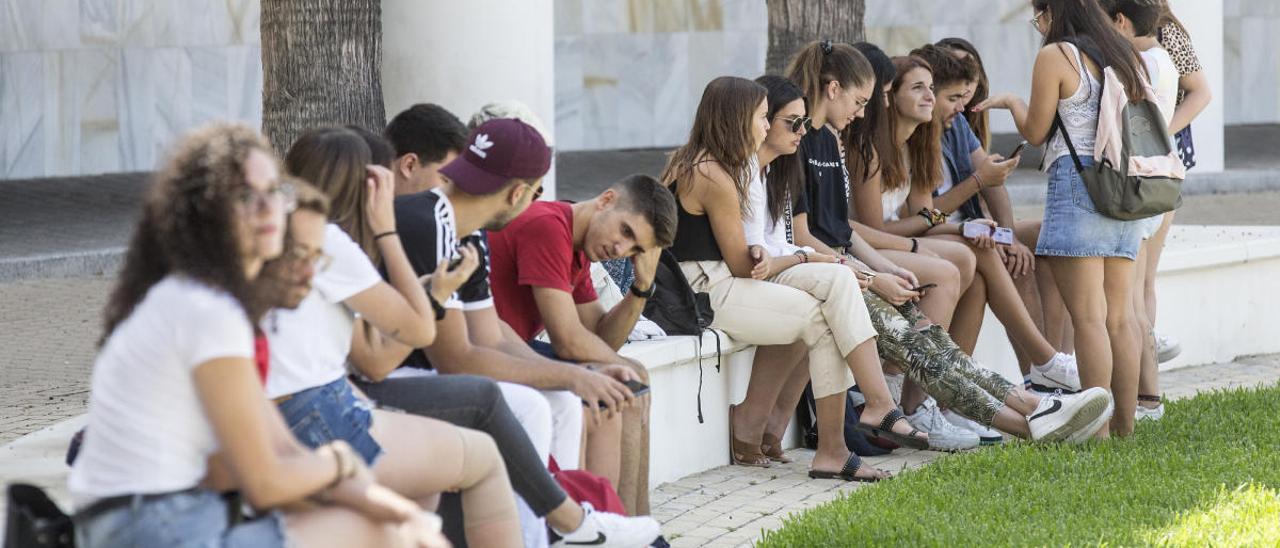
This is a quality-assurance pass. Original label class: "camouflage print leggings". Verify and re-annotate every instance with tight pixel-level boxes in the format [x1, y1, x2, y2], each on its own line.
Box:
[862, 291, 1016, 426]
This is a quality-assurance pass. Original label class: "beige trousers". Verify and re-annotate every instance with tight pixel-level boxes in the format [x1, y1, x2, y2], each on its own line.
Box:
[680, 261, 877, 398]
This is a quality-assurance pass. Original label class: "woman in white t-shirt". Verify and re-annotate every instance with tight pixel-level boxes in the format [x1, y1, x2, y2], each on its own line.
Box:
[68, 124, 447, 547]
[1103, 0, 1183, 423]
[275, 127, 523, 547]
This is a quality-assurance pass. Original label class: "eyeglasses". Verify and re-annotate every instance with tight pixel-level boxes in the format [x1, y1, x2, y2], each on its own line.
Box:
[235, 182, 296, 214]
[775, 115, 811, 134]
[279, 245, 332, 272]
[1030, 11, 1045, 27]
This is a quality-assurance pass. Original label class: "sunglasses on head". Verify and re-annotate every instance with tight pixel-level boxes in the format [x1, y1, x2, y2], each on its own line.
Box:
[775, 115, 811, 134]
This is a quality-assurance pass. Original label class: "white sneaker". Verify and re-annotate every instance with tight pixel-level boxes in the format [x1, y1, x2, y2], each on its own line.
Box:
[942, 409, 1004, 445]
[884, 373, 904, 404]
[1136, 402, 1165, 421]
[1029, 353, 1081, 393]
[1026, 387, 1113, 443]
[551, 502, 660, 548]
[1155, 332, 1182, 363]
[905, 398, 979, 451]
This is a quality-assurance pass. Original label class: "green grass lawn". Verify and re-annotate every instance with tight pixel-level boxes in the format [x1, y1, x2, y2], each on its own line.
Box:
[757, 384, 1280, 547]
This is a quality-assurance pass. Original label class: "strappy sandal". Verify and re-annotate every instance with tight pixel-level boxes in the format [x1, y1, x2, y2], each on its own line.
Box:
[855, 408, 929, 450]
[729, 404, 771, 467]
[808, 453, 888, 483]
[760, 432, 793, 464]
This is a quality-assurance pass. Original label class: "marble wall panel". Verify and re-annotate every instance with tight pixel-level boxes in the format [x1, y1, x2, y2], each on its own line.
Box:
[581, 32, 661, 149]
[555, 36, 585, 150]
[556, 0, 583, 35]
[0, 0, 81, 52]
[582, 0, 628, 35]
[189, 47, 229, 128]
[0, 52, 45, 177]
[1227, 16, 1280, 124]
[651, 32, 692, 146]
[45, 51, 78, 175]
[227, 45, 262, 124]
[76, 48, 122, 175]
[721, 0, 766, 32]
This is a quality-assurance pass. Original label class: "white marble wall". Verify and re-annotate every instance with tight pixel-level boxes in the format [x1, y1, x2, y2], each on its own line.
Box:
[555, 0, 767, 151]
[0, 0, 262, 179]
[1224, 0, 1280, 124]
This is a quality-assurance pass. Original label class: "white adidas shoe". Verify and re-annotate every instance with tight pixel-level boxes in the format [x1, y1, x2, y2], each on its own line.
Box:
[1026, 387, 1113, 443]
[1136, 402, 1165, 422]
[551, 502, 660, 548]
[1029, 353, 1081, 393]
[942, 409, 1004, 445]
[906, 398, 980, 451]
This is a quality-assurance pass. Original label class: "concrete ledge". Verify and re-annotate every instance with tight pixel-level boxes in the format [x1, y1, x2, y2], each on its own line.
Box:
[0, 248, 124, 282]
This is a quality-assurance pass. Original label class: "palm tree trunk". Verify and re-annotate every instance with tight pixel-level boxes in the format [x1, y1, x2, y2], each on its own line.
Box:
[260, 0, 385, 155]
[766, 0, 866, 75]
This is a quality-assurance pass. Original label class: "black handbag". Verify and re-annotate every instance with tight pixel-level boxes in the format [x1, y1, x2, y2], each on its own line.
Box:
[5, 484, 75, 548]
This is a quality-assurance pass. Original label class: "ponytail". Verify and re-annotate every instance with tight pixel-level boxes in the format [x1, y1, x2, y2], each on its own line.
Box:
[785, 40, 874, 107]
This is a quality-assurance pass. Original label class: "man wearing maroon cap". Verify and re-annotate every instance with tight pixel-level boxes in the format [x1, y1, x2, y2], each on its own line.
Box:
[356, 118, 652, 504]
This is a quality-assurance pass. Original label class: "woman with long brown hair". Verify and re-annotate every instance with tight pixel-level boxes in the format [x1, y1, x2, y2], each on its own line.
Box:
[976, 0, 1147, 437]
[69, 124, 446, 547]
[268, 126, 526, 546]
[663, 75, 931, 481]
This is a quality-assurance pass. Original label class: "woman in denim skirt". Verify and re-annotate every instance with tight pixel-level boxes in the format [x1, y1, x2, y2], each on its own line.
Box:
[976, 0, 1152, 437]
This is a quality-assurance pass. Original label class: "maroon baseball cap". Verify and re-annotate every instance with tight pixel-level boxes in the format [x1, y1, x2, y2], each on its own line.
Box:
[439, 118, 551, 195]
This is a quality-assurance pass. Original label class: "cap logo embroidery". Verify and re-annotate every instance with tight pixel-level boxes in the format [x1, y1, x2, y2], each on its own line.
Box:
[470, 134, 494, 158]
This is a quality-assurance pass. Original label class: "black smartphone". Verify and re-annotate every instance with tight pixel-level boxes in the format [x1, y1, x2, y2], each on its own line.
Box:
[1008, 140, 1028, 159]
[624, 379, 651, 397]
[910, 283, 938, 293]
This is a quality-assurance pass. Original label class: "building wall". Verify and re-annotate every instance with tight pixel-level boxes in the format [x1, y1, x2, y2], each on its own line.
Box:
[0, 0, 262, 179]
[1224, 0, 1280, 125]
[553, 0, 767, 151]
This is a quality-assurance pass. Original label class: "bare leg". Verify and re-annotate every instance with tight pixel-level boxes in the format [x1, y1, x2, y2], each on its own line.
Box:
[733, 344, 808, 447]
[1013, 220, 1048, 374]
[1103, 257, 1140, 437]
[286, 504, 444, 548]
[845, 339, 925, 443]
[933, 234, 1059, 364]
[763, 347, 812, 444]
[370, 410, 521, 547]
[948, 269, 987, 355]
[615, 358, 650, 515]
[810, 392, 889, 480]
[1046, 256, 1111, 438]
[584, 413, 622, 488]
[1139, 212, 1174, 400]
[1132, 243, 1158, 412]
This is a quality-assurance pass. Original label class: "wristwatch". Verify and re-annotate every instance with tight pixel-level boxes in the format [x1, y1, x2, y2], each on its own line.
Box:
[630, 281, 657, 299]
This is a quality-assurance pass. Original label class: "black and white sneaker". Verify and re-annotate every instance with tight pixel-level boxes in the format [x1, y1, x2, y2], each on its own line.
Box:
[1026, 387, 1113, 443]
[1028, 353, 1081, 393]
[551, 502, 660, 548]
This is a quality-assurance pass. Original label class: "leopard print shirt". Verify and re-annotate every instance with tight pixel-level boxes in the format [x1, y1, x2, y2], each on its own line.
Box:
[1157, 23, 1202, 105]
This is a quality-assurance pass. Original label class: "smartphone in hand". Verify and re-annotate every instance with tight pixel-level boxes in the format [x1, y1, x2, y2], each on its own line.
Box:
[992, 227, 1015, 246]
[909, 283, 938, 293]
[624, 379, 651, 397]
[1008, 140, 1028, 159]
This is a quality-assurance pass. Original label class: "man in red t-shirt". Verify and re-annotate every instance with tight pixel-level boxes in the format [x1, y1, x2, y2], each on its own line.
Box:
[488, 174, 676, 512]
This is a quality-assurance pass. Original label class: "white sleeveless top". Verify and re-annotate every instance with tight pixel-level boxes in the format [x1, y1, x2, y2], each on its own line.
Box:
[881, 183, 911, 222]
[1043, 43, 1101, 170]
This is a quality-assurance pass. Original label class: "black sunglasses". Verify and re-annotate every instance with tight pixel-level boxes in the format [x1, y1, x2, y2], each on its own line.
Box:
[775, 115, 811, 134]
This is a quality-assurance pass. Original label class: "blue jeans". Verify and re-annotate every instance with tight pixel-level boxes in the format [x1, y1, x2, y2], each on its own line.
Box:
[276, 377, 383, 465]
[74, 489, 285, 548]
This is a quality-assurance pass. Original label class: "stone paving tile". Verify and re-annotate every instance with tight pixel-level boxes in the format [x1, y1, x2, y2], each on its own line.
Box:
[650, 355, 1280, 546]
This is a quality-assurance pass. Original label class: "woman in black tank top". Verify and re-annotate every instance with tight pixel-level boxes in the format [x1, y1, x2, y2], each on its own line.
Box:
[667, 179, 721, 262]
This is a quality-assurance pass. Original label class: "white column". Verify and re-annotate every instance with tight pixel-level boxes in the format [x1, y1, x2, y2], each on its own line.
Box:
[1169, 0, 1224, 173]
[381, 0, 558, 197]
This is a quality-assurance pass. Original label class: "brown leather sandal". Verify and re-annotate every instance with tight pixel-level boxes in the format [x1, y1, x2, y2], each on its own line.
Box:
[760, 432, 793, 463]
[729, 404, 771, 467]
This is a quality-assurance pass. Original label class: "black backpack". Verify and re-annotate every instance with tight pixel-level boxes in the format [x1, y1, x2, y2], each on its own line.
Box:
[641, 249, 713, 336]
[5, 484, 74, 548]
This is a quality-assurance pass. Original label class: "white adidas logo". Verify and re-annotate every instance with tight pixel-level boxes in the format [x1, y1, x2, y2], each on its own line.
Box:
[470, 134, 494, 158]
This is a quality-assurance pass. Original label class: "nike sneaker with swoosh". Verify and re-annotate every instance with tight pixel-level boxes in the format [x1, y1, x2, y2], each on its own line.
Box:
[1026, 387, 1113, 443]
[552, 502, 660, 547]
[1029, 353, 1081, 393]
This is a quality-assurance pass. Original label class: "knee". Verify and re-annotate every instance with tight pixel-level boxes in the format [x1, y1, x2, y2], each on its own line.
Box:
[621, 357, 650, 383]
[1105, 308, 1133, 334]
[458, 429, 505, 483]
[468, 376, 505, 409]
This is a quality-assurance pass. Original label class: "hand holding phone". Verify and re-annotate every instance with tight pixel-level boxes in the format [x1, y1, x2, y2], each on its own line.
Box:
[909, 283, 938, 293]
[1008, 140, 1028, 159]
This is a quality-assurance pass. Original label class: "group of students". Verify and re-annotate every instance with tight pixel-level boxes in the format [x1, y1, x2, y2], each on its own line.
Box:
[661, 0, 1205, 483]
[63, 0, 1209, 546]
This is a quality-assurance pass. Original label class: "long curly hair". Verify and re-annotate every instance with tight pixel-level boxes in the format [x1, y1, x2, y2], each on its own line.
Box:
[101, 123, 272, 344]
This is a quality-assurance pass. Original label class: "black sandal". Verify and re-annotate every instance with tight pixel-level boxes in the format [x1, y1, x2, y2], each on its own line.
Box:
[855, 408, 929, 450]
[808, 453, 888, 483]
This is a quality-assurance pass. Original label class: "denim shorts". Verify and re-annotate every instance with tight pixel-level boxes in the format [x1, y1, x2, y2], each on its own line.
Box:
[527, 339, 559, 360]
[277, 376, 383, 465]
[1036, 156, 1143, 259]
[74, 489, 286, 548]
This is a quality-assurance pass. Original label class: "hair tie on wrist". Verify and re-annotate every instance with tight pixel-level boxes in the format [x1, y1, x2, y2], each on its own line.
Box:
[820, 40, 833, 55]
[374, 231, 397, 241]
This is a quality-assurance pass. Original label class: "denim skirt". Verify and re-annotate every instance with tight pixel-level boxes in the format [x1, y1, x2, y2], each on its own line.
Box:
[74, 489, 286, 548]
[1036, 156, 1143, 260]
[277, 376, 383, 465]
